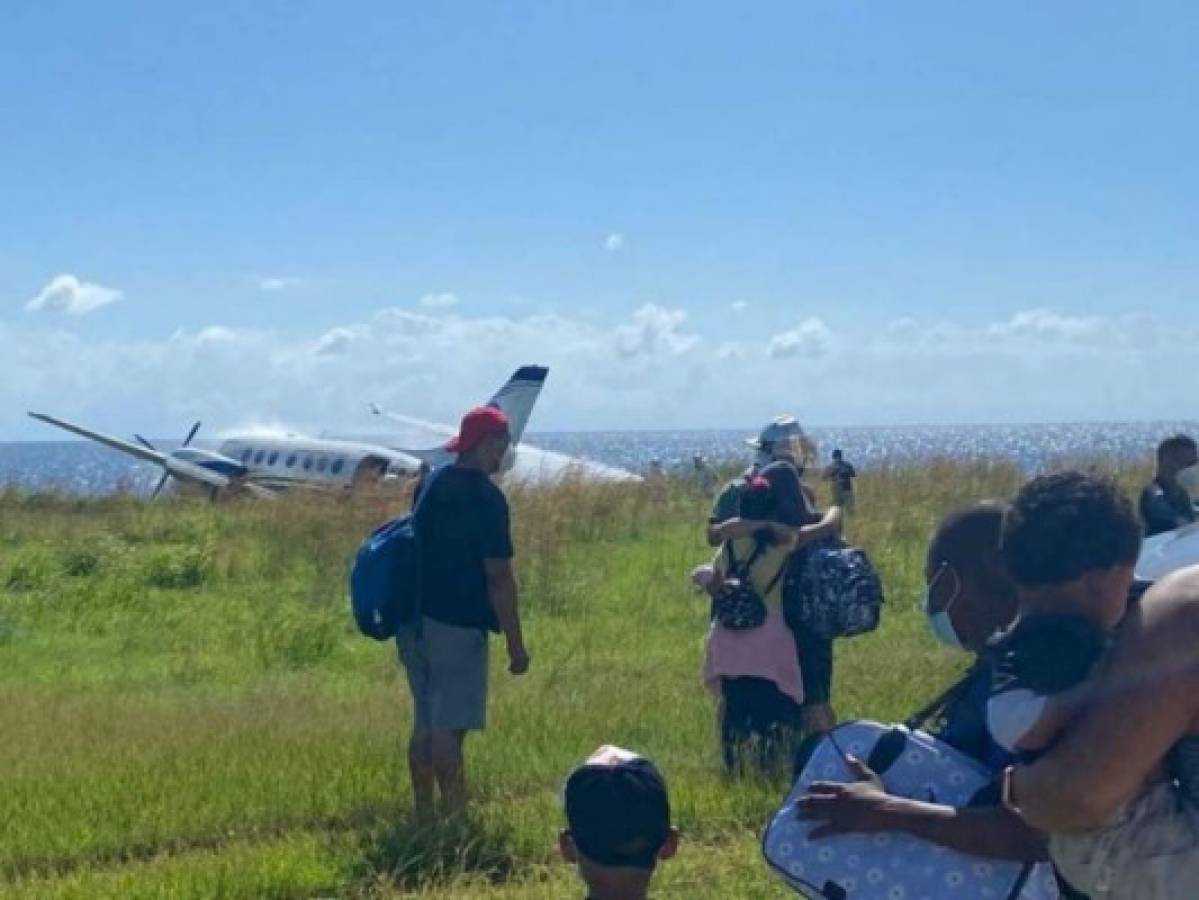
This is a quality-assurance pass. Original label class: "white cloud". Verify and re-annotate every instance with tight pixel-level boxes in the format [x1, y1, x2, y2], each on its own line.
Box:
[615, 304, 699, 359]
[313, 327, 355, 357]
[25, 274, 123, 315]
[420, 292, 459, 309]
[605, 233, 625, 252]
[767, 317, 835, 359]
[5, 304, 1197, 436]
[257, 276, 306, 293]
[987, 308, 1113, 344]
[731, 301, 749, 313]
[192, 326, 240, 346]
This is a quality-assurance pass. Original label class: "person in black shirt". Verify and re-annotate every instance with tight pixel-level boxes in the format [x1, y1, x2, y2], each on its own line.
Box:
[822, 448, 857, 513]
[1140, 434, 1198, 537]
[397, 405, 529, 821]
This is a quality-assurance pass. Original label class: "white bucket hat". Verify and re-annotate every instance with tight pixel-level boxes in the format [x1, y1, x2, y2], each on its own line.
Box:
[746, 415, 815, 466]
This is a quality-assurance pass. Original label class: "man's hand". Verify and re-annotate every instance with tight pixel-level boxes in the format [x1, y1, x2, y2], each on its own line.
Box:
[796, 756, 896, 839]
[507, 642, 530, 675]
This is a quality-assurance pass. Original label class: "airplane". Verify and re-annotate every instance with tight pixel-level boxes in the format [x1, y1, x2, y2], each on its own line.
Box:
[365, 398, 641, 485]
[28, 365, 639, 498]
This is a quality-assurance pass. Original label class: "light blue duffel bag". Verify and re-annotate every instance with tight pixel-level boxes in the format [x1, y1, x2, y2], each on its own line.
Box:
[763, 721, 1060, 900]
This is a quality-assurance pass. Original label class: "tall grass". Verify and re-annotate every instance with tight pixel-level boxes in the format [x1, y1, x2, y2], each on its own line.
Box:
[0, 460, 1150, 898]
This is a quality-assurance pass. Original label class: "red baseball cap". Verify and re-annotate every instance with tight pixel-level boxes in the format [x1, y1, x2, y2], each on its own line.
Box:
[445, 405, 510, 453]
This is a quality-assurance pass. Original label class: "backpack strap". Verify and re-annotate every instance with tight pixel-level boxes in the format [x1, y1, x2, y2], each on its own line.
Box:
[761, 556, 789, 598]
[903, 664, 980, 731]
[725, 538, 768, 579]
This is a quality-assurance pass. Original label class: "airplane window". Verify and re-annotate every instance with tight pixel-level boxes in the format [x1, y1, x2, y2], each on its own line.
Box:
[331, 458, 344, 475]
[286, 454, 297, 468]
[316, 457, 328, 473]
[254, 450, 265, 465]
[303, 456, 313, 470]
[267, 452, 279, 466]
[241, 448, 252, 463]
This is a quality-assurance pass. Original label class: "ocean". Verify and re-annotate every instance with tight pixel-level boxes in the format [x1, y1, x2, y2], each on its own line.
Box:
[2, 421, 1196, 497]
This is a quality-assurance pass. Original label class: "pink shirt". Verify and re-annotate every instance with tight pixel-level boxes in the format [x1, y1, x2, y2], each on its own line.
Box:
[703, 605, 804, 704]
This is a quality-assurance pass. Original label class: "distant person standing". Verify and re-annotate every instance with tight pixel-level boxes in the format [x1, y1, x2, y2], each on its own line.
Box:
[397, 405, 530, 822]
[692, 453, 719, 498]
[822, 449, 857, 513]
[1141, 434, 1198, 537]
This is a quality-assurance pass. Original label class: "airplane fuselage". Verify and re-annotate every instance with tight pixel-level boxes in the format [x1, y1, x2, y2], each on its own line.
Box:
[216, 436, 421, 491]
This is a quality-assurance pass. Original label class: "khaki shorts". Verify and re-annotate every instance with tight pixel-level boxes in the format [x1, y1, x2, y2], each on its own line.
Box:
[396, 617, 489, 732]
[1051, 778, 1199, 899]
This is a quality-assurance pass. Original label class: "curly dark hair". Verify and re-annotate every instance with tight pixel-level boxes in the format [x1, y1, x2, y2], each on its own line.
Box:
[1001, 471, 1141, 588]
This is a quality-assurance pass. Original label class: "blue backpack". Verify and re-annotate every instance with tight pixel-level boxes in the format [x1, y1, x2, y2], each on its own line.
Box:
[349, 468, 441, 640]
[350, 515, 420, 640]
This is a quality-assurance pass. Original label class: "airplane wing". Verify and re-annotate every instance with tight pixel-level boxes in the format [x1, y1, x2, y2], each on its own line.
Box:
[369, 365, 549, 455]
[27, 410, 266, 496]
[368, 410, 454, 458]
[163, 456, 232, 490]
[243, 481, 280, 500]
[28, 412, 168, 466]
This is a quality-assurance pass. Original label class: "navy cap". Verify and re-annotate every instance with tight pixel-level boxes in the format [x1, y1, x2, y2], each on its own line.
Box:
[564, 746, 671, 869]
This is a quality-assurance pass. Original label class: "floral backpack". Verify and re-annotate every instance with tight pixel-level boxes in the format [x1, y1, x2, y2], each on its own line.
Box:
[712, 541, 786, 631]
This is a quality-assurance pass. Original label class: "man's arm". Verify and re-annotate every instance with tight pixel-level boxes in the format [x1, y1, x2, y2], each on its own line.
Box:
[1013, 568, 1199, 831]
[706, 481, 742, 546]
[797, 758, 1047, 862]
[484, 557, 528, 674]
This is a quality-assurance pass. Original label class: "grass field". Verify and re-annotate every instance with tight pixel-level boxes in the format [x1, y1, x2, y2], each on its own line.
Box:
[0, 459, 1144, 898]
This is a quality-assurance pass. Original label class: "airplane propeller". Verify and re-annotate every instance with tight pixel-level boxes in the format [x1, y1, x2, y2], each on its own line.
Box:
[142, 421, 202, 500]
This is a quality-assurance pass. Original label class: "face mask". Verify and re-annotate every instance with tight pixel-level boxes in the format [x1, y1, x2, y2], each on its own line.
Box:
[1179, 464, 1199, 496]
[922, 563, 964, 650]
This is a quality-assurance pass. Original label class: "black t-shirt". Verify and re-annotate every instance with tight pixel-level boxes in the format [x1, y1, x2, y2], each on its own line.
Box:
[1140, 477, 1196, 537]
[929, 660, 1012, 772]
[414, 465, 514, 632]
[824, 460, 856, 493]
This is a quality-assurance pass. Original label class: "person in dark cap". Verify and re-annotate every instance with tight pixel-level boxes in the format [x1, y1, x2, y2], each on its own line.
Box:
[561, 745, 679, 899]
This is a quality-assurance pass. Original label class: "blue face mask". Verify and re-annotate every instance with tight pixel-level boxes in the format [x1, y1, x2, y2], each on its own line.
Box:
[922, 563, 963, 650]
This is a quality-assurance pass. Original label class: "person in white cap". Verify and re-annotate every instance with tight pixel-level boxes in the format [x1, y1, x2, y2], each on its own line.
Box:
[706, 416, 816, 545]
[706, 416, 843, 738]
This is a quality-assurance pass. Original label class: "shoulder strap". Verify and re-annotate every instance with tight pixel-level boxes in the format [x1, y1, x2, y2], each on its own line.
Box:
[726, 539, 768, 577]
[903, 664, 979, 731]
[761, 554, 790, 598]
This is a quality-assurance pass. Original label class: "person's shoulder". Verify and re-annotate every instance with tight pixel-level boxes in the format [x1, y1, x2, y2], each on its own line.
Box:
[1141, 479, 1167, 501]
[717, 476, 745, 495]
[989, 614, 1106, 696]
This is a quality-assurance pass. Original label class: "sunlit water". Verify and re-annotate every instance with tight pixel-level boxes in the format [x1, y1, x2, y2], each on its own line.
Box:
[3, 421, 1196, 497]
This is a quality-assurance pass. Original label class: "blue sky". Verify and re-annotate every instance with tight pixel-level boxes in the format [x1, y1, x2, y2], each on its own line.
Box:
[2, 1, 1197, 436]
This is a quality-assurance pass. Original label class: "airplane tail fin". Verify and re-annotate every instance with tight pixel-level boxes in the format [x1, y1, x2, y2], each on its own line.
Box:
[487, 365, 548, 445]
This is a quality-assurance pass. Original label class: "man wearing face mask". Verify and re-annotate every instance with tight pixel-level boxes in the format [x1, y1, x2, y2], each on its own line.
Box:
[797, 503, 1082, 886]
[1141, 434, 1198, 537]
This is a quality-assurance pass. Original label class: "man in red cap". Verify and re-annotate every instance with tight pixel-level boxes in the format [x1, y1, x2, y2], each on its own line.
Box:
[397, 404, 530, 820]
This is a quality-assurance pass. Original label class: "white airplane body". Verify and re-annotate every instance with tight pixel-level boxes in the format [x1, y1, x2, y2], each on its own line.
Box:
[362, 407, 641, 485]
[28, 365, 639, 498]
[1136, 520, 1199, 583]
